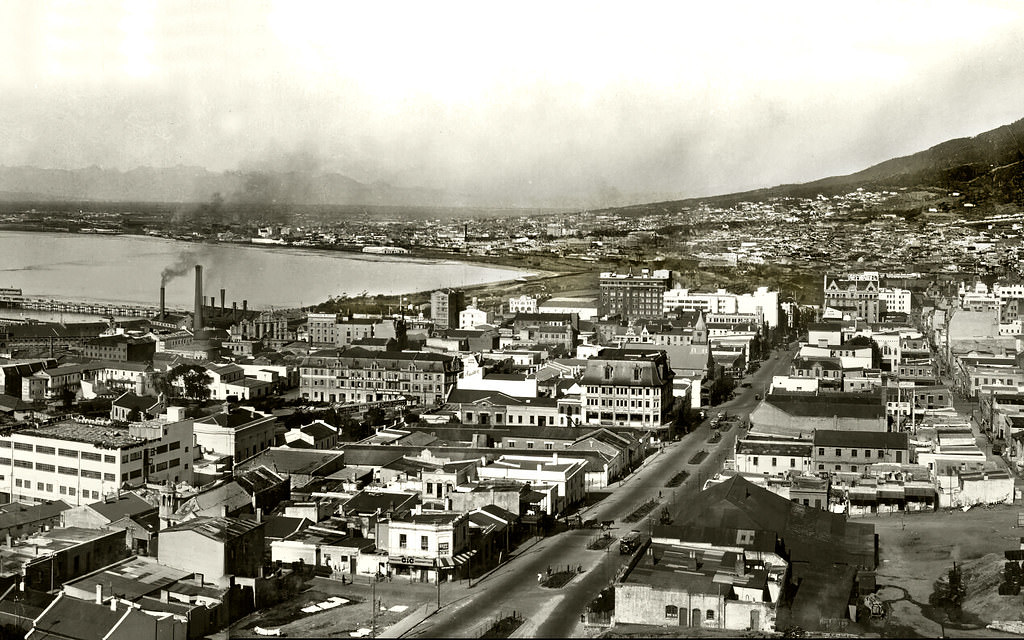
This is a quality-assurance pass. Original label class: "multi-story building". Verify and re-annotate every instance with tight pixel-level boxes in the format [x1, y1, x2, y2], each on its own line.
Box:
[299, 347, 463, 406]
[81, 335, 156, 363]
[823, 273, 880, 323]
[663, 286, 780, 328]
[192, 406, 276, 463]
[431, 289, 465, 331]
[580, 348, 674, 428]
[307, 313, 340, 346]
[733, 435, 813, 477]
[0, 417, 193, 506]
[811, 430, 909, 474]
[159, 516, 265, 587]
[878, 287, 912, 316]
[385, 512, 470, 583]
[507, 295, 538, 315]
[600, 269, 671, 320]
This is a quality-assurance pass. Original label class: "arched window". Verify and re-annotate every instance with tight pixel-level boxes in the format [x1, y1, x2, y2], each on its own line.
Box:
[665, 605, 678, 618]
[706, 609, 715, 621]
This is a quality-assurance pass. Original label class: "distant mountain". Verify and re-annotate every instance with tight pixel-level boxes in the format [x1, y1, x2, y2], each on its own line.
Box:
[611, 116, 1024, 213]
[0, 164, 472, 208]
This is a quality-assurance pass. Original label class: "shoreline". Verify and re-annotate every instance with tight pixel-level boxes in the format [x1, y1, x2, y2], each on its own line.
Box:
[3, 228, 588, 313]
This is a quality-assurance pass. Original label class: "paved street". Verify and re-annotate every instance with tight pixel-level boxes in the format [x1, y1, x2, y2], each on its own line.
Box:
[406, 345, 798, 638]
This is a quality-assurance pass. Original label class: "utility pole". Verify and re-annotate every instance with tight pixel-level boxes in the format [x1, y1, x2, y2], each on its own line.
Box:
[436, 549, 441, 611]
[371, 576, 376, 639]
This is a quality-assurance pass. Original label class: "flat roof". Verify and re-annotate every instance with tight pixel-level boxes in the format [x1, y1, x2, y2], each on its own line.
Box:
[14, 421, 146, 449]
[64, 556, 191, 601]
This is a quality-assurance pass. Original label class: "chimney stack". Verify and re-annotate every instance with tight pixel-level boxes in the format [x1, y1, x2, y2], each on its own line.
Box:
[210, 296, 216, 309]
[96, 584, 103, 604]
[232, 301, 238, 320]
[110, 597, 117, 612]
[160, 286, 166, 317]
[220, 288, 226, 311]
[194, 265, 204, 331]
[243, 300, 248, 313]
[221, 505, 228, 518]
[256, 507, 263, 524]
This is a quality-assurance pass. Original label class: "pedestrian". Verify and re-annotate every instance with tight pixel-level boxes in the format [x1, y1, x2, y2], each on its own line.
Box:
[537, 572, 542, 583]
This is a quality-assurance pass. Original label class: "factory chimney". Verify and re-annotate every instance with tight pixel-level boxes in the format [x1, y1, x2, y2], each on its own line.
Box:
[243, 299, 248, 313]
[220, 288, 226, 312]
[232, 301, 238, 320]
[194, 265, 204, 331]
[160, 286, 166, 317]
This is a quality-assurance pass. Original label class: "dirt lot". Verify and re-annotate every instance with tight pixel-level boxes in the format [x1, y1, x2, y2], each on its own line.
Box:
[229, 577, 438, 638]
[861, 505, 1024, 638]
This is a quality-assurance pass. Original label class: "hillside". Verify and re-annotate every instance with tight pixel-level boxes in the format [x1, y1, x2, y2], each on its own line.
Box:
[608, 116, 1024, 214]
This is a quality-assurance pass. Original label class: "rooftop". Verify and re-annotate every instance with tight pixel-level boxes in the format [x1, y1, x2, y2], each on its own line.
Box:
[14, 420, 146, 450]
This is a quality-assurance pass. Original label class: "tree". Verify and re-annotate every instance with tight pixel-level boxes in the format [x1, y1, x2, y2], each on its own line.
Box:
[929, 561, 967, 621]
[709, 374, 736, 405]
[846, 335, 883, 369]
[165, 364, 212, 401]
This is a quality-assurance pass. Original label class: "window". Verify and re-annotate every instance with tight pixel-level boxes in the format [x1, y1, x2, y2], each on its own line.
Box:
[36, 446, 55, 455]
[36, 463, 55, 472]
[527, 442, 534, 449]
[835, 464, 841, 471]
[851, 449, 858, 458]
[168, 458, 180, 468]
[507, 440, 516, 448]
[399, 534, 407, 549]
[103, 473, 115, 481]
[545, 443, 553, 450]
[835, 449, 842, 457]
[68, 488, 76, 496]
[59, 466, 77, 476]
[13, 459, 32, 469]
[790, 458, 796, 468]
[59, 486, 66, 495]
[865, 449, 871, 458]
[13, 442, 32, 452]
[665, 605, 678, 619]
[0, 457, 9, 465]
[81, 470, 101, 480]
[706, 609, 715, 621]
[771, 457, 777, 466]
[877, 450, 884, 458]
[169, 441, 180, 450]
[752, 456, 758, 466]
[103, 455, 115, 464]
[817, 464, 824, 471]
[36, 482, 43, 490]
[851, 465, 858, 472]
[421, 536, 429, 551]
[81, 452, 101, 462]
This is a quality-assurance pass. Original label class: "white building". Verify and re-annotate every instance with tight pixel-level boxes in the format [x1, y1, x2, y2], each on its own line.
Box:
[663, 286, 779, 328]
[507, 295, 538, 315]
[458, 305, 493, 329]
[0, 415, 193, 506]
[193, 406, 277, 462]
[475, 454, 587, 515]
[879, 287, 912, 315]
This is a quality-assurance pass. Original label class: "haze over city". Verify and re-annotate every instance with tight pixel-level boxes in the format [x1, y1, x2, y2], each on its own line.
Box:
[2, 0, 1024, 207]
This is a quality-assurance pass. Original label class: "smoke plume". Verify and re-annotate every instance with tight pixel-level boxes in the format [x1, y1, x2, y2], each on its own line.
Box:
[160, 251, 199, 287]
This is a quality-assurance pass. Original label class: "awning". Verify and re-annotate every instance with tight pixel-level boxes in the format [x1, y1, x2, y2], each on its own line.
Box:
[904, 486, 937, 498]
[454, 550, 478, 566]
[877, 487, 904, 498]
[389, 556, 435, 567]
[436, 557, 455, 569]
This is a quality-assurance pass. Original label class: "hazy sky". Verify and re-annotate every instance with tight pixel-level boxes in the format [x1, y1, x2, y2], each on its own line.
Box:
[1, 0, 1024, 208]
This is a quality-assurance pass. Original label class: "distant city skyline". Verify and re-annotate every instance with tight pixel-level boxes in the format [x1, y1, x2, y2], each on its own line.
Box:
[1, 0, 1024, 207]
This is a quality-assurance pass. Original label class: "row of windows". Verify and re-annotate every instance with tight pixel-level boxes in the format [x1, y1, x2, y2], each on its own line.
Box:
[585, 386, 657, 395]
[664, 605, 715, 621]
[820, 447, 888, 459]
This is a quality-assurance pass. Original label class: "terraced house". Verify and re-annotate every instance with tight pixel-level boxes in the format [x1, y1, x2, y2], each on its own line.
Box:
[300, 347, 462, 406]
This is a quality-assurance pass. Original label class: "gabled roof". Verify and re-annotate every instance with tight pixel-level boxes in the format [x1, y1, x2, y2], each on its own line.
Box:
[111, 392, 161, 412]
[28, 593, 131, 640]
[162, 515, 262, 542]
[236, 448, 344, 476]
[0, 500, 70, 530]
[235, 465, 287, 495]
[85, 492, 155, 522]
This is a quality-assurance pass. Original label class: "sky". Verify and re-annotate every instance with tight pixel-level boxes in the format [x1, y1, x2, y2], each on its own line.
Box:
[1, 0, 1024, 208]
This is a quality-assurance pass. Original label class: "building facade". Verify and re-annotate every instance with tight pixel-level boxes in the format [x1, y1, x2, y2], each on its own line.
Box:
[580, 349, 674, 428]
[299, 347, 463, 406]
[600, 269, 671, 320]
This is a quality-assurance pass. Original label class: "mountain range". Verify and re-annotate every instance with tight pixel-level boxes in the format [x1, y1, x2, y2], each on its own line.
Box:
[3, 116, 1024, 211]
[628, 116, 1024, 212]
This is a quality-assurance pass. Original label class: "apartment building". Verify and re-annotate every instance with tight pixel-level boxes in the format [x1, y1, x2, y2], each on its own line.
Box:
[507, 295, 537, 315]
[0, 417, 193, 506]
[580, 348, 674, 428]
[823, 273, 880, 323]
[600, 269, 671, 320]
[299, 347, 463, 406]
[663, 286, 780, 328]
[431, 289, 465, 331]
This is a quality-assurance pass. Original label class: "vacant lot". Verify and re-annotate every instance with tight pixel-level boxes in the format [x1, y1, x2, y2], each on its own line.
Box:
[863, 505, 1024, 638]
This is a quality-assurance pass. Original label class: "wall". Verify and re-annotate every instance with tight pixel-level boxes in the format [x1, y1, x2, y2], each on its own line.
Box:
[159, 529, 226, 586]
[615, 583, 726, 628]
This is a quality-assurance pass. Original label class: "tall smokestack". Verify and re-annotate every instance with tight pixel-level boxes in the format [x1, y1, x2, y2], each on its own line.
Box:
[243, 300, 248, 313]
[220, 288, 226, 311]
[233, 301, 238, 320]
[160, 286, 166, 317]
[194, 265, 204, 331]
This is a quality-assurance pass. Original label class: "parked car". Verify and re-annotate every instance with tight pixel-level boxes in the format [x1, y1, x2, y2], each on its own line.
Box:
[619, 531, 642, 554]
